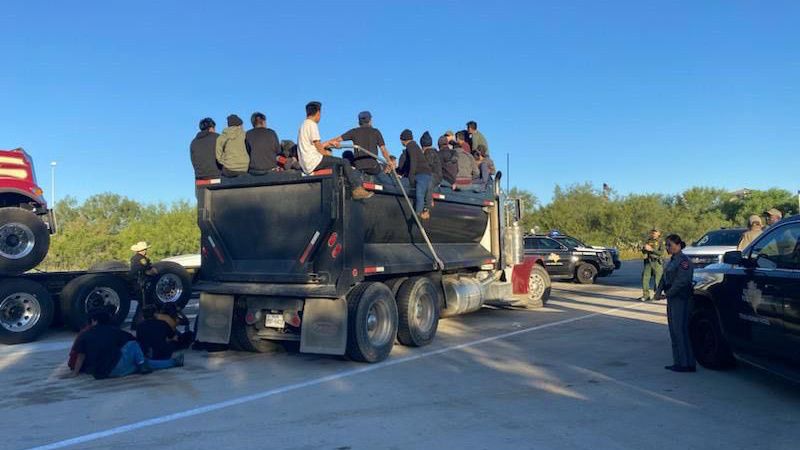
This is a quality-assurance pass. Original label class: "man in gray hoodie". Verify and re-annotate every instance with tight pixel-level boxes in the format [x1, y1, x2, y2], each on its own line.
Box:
[216, 114, 249, 177]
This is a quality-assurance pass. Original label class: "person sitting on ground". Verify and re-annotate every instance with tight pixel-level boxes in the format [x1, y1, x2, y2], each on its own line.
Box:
[297, 101, 372, 200]
[246, 112, 280, 175]
[67, 308, 182, 379]
[737, 215, 764, 251]
[156, 303, 194, 350]
[137, 305, 179, 360]
[399, 129, 433, 220]
[420, 131, 442, 190]
[331, 111, 394, 183]
[453, 131, 479, 188]
[466, 120, 489, 155]
[190, 117, 221, 180]
[216, 114, 250, 177]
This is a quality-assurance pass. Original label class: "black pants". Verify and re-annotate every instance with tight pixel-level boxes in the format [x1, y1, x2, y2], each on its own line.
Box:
[315, 155, 363, 188]
[222, 168, 247, 177]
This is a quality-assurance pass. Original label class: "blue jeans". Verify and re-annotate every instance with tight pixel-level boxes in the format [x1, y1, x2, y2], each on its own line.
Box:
[108, 341, 177, 377]
[414, 173, 432, 213]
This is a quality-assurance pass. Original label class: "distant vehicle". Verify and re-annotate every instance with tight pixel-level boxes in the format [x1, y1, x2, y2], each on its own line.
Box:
[162, 253, 201, 282]
[548, 232, 621, 274]
[684, 228, 746, 268]
[691, 215, 800, 382]
[0, 148, 55, 274]
[524, 234, 615, 284]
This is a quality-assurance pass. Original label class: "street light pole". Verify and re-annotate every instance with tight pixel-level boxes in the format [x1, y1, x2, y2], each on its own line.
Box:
[50, 161, 57, 208]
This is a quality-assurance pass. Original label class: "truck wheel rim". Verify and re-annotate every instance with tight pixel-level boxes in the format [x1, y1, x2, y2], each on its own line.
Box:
[529, 272, 546, 300]
[413, 292, 435, 332]
[0, 292, 41, 332]
[0, 223, 35, 260]
[84, 287, 121, 315]
[156, 274, 183, 303]
[366, 301, 392, 347]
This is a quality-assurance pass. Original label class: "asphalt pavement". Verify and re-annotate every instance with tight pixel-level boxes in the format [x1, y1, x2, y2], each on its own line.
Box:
[1, 276, 798, 450]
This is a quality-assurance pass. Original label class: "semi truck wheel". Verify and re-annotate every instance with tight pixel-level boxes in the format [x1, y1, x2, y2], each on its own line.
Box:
[0, 207, 50, 275]
[345, 282, 398, 363]
[574, 263, 598, 284]
[230, 300, 284, 353]
[383, 277, 408, 298]
[395, 277, 440, 347]
[61, 274, 131, 331]
[147, 261, 192, 309]
[527, 265, 551, 307]
[690, 307, 736, 370]
[0, 279, 54, 344]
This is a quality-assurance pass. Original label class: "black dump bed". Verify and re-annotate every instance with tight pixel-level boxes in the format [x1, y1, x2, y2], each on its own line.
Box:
[196, 165, 496, 297]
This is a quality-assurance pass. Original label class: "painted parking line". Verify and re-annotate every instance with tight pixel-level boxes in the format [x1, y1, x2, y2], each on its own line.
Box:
[29, 301, 652, 450]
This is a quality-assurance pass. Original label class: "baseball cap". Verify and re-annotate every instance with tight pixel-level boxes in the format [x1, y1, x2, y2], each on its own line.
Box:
[765, 208, 783, 218]
[748, 214, 763, 225]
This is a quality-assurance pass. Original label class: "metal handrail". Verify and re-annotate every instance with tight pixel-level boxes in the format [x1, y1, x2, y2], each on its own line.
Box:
[337, 143, 444, 271]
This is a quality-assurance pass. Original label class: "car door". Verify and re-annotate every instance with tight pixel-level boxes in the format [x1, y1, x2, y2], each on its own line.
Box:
[733, 223, 800, 360]
[534, 237, 571, 277]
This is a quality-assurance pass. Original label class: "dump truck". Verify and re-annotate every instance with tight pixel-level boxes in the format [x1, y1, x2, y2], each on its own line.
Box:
[194, 152, 551, 363]
[0, 148, 193, 345]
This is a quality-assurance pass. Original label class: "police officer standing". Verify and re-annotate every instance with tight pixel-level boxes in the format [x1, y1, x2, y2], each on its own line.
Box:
[130, 241, 158, 328]
[656, 234, 696, 373]
[640, 229, 664, 301]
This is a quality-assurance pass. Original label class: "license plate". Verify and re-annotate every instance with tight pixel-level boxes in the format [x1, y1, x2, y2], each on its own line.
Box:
[265, 313, 285, 329]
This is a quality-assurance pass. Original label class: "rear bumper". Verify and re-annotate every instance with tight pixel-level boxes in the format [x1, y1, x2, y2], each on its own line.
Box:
[195, 281, 338, 298]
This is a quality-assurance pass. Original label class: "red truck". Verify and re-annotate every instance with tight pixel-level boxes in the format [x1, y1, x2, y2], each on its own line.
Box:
[0, 148, 192, 345]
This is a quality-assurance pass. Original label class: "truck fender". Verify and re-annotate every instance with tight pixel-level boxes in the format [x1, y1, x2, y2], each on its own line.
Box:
[511, 256, 541, 295]
[196, 293, 235, 345]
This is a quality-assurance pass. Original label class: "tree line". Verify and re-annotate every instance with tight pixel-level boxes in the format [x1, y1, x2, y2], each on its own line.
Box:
[512, 184, 798, 259]
[40, 186, 797, 270]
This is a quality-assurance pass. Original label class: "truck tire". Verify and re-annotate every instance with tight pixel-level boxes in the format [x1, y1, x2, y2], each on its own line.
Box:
[383, 277, 408, 298]
[346, 282, 398, 363]
[527, 265, 551, 307]
[574, 263, 597, 284]
[61, 274, 131, 331]
[0, 207, 50, 275]
[229, 297, 284, 353]
[395, 277, 440, 347]
[88, 260, 128, 272]
[0, 279, 54, 344]
[690, 307, 736, 370]
[147, 261, 192, 310]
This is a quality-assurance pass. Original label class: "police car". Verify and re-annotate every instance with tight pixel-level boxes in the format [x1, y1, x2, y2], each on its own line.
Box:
[523, 232, 616, 284]
[549, 233, 621, 274]
[691, 215, 800, 381]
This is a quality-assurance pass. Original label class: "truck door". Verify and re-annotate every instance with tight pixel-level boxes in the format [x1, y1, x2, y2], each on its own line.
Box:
[733, 223, 800, 361]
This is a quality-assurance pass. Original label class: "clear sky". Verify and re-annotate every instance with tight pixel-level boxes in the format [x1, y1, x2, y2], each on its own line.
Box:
[1, 1, 798, 207]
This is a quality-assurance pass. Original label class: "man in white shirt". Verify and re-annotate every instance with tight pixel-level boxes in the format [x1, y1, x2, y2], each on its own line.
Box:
[298, 101, 372, 200]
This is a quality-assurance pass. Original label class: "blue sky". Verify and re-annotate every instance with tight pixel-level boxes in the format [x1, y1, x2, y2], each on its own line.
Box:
[1, 1, 798, 207]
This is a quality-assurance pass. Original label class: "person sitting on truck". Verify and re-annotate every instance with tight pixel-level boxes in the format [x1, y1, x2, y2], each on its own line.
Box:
[216, 114, 250, 177]
[278, 140, 302, 171]
[67, 308, 183, 379]
[466, 120, 489, 155]
[297, 101, 373, 200]
[245, 112, 280, 175]
[420, 131, 442, 190]
[470, 148, 492, 193]
[437, 131, 458, 186]
[330, 111, 395, 183]
[190, 117, 221, 180]
[399, 129, 433, 220]
[453, 131, 479, 188]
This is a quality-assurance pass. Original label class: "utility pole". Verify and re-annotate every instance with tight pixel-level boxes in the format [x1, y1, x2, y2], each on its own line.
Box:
[50, 161, 57, 207]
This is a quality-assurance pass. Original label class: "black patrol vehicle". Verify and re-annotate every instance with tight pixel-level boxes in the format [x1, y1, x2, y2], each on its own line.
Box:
[523, 233, 616, 284]
[691, 214, 800, 382]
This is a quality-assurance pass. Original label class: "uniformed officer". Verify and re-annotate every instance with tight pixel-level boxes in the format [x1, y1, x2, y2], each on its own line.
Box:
[640, 229, 664, 301]
[656, 234, 696, 373]
[129, 241, 158, 328]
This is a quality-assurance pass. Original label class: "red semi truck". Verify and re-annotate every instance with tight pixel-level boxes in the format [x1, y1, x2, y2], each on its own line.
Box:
[0, 148, 193, 344]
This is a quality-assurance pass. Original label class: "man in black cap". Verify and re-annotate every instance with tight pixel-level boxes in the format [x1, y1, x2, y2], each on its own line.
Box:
[246, 112, 280, 175]
[216, 114, 249, 177]
[398, 129, 433, 220]
[420, 131, 442, 190]
[331, 111, 394, 183]
[190, 118, 221, 180]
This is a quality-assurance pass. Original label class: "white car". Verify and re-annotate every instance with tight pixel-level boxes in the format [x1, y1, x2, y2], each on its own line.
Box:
[683, 228, 745, 268]
[161, 253, 201, 281]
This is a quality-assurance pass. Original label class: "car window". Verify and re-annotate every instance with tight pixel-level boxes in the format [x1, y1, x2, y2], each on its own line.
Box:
[557, 237, 585, 248]
[524, 238, 536, 250]
[694, 229, 745, 247]
[750, 223, 800, 270]
[537, 238, 565, 251]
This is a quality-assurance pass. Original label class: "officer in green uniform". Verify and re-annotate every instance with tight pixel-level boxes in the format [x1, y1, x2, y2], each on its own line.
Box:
[129, 241, 158, 328]
[640, 229, 664, 301]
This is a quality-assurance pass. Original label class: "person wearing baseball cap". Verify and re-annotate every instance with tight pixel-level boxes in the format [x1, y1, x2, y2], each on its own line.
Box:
[765, 208, 783, 226]
[737, 215, 764, 250]
[330, 111, 395, 182]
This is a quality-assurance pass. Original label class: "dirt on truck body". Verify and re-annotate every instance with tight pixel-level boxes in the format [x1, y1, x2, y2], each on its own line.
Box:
[194, 164, 550, 362]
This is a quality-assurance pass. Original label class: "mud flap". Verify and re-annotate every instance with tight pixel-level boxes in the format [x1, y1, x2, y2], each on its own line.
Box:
[300, 297, 347, 355]
[196, 293, 234, 344]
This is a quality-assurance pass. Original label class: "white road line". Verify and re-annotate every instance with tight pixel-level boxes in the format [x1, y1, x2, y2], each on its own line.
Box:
[28, 301, 650, 450]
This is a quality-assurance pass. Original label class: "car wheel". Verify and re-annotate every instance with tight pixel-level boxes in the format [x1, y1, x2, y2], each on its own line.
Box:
[574, 263, 597, 284]
[689, 307, 736, 370]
